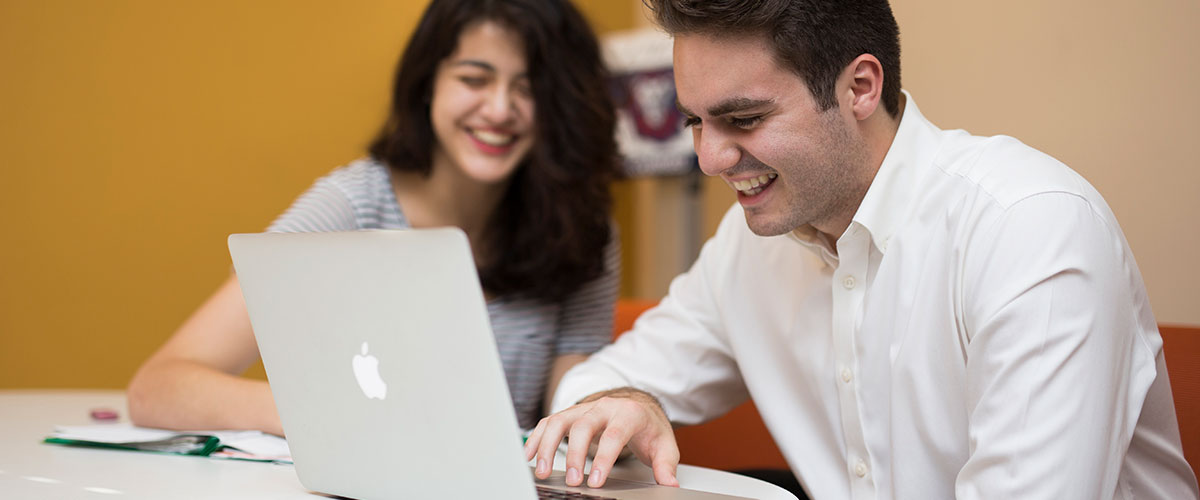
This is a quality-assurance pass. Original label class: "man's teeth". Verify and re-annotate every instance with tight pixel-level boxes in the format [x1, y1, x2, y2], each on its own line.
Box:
[470, 129, 516, 147]
[732, 173, 778, 195]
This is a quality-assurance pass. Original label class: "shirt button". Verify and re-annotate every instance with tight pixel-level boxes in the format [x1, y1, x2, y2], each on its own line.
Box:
[842, 276, 856, 289]
[841, 367, 853, 383]
[854, 459, 868, 478]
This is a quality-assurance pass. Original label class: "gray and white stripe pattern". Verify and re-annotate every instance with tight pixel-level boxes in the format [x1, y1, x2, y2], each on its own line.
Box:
[266, 159, 619, 428]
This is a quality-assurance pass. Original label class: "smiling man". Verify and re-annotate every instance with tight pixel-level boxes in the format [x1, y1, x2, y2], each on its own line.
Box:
[524, 1, 1198, 499]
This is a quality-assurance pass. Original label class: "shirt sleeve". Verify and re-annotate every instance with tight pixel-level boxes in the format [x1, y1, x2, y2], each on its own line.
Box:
[956, 191, 1160, 499]
[266, 174, 358, 233]
[553, 224, 622, 355]
[551, 207, 748, 424]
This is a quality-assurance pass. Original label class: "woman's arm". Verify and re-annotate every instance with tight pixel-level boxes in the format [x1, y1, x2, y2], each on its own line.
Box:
[126, 164, 369, 435]
[543, 353, 589, 416]
[545, 225, 622, 415]
[126, 275, 283, 435]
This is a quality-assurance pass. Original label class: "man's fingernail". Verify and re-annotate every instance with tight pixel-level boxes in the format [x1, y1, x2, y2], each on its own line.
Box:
[567, 467, 581, 485]
[536, 458, 548, 476]
[588, 466, 605, 487]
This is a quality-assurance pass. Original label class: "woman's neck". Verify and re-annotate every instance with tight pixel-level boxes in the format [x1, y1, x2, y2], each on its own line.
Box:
[390, 159, 511, 261]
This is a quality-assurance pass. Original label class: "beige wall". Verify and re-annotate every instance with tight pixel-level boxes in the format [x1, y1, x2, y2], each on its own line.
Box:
[627, 1, 1200, 326]
[0, 1, 636, 389]
[672, 2, 1200, 324]
[890, 0, 1200, 324]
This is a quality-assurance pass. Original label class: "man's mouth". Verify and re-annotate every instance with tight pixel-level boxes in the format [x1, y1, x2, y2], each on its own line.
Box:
[730, 173, 778, 196]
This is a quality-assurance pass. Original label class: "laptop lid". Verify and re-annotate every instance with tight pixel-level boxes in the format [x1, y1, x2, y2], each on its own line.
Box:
[230, 229, 755, 500]
[230, 229, 536, 499]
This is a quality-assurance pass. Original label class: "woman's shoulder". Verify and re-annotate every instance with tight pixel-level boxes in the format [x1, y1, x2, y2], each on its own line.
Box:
[318, 158, 391, 196]
[317, 158, 396, 206]
[308, 157, 407, 230]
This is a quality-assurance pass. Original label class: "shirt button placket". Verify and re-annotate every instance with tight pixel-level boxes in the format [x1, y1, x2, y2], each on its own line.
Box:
[854, 459, 868, 478]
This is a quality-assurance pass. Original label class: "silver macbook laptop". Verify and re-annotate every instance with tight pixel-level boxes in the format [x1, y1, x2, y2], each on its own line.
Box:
[228, 229, 750, 500]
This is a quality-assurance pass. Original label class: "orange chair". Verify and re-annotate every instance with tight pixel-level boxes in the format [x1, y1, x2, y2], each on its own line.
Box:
[1161, 324, 1200, 476]
[613, 299, 789, 471]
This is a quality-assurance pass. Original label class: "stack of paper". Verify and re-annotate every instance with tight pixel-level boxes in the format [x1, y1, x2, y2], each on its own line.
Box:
[44, 423, 292, 463]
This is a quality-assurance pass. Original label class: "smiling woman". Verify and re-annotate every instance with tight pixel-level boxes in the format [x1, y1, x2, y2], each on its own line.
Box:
[370, 0, 620, 302]
[124, 0, 622, 434]
[427, 22, 536, 183]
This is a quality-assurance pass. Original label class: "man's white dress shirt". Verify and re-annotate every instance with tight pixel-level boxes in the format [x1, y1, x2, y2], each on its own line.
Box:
[553, 93, 1198, 499]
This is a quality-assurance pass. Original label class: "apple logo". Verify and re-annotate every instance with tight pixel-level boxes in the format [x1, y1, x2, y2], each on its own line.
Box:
[352, 341, 387, 400]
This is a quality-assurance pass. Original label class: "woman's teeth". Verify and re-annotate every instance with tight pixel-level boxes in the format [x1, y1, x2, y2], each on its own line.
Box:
[732, 173, 777, 195]
[470, 128, 516, 146]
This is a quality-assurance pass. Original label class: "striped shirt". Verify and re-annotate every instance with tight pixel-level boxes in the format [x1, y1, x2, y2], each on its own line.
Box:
[267, 158, 620, 429]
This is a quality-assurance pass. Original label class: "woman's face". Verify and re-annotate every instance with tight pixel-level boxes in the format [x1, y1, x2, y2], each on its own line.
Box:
[429, 21, 535, 185]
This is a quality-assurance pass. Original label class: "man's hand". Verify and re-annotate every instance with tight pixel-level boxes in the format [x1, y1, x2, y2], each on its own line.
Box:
[524, 387, 680, 488]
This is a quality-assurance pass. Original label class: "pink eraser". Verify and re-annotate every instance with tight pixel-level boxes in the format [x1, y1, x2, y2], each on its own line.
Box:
[90, 408, 119, 421]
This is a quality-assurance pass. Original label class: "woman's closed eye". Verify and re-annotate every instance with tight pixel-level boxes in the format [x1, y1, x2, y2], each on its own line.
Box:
[459, 75, 489, 88]
[512, 80, 532, 98]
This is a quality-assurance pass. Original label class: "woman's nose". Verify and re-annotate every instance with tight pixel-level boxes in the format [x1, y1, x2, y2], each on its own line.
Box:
[479, 86, 515, 124]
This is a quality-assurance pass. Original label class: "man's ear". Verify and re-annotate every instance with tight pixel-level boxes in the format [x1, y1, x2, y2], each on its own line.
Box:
[841, 54, 884, 121]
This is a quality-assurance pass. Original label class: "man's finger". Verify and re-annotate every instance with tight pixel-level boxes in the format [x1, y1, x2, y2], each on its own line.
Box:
[587, 425, 634, 488]
[534, 407, 579, 479]
[651, 453, 680, 488]
[524, 418, 548, 460]
[564, 411, 604, 486]
[641, 431, 681, 487]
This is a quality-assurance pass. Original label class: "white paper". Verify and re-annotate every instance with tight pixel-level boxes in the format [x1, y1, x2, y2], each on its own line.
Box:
[50, 423, 291, 460]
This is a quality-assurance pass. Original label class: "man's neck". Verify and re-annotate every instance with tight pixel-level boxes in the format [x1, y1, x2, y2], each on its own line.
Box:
[808, 94, 907, 248]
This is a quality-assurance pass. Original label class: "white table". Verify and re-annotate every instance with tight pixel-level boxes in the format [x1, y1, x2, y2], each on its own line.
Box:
[0, 390, 797, 499]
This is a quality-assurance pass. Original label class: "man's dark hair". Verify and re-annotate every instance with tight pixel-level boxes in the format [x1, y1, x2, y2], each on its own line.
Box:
[369, 0, 619, 303]
[647, 0, 902, 117]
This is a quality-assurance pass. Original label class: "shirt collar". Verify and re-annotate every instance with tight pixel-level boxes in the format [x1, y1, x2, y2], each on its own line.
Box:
[787, 91, 941, 264]
[848, 90, 940, 255]
[788, 224, 840, 267]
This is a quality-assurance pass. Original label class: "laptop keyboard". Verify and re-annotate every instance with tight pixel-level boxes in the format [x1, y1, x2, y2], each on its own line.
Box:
[535, 485, 617, 499]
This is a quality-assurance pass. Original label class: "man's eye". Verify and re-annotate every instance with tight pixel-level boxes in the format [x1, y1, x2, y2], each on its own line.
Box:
[682, 116, 701, 128]
[729, 116, 763, 128]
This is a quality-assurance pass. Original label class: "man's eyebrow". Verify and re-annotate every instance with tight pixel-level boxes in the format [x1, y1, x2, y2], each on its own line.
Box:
[707, 97, 774, 117]
[676, 97, 775, 117]
[675, 98, 694, 116]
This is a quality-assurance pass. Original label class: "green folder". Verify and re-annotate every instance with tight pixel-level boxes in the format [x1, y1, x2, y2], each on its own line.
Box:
[44, 434, 222, 456]
[43, 424, 291, 463]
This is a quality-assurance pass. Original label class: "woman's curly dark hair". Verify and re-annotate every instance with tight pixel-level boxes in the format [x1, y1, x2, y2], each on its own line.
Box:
[368, 0, 619, 303]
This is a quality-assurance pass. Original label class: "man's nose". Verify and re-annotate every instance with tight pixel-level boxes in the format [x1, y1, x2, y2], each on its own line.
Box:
[694, 127, 740, 176]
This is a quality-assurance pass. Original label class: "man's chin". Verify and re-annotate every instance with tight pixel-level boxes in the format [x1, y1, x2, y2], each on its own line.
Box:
[743, 214, 795, 237]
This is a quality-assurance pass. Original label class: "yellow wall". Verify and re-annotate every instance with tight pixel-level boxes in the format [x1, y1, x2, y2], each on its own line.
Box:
[0, 0, 636, 388]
